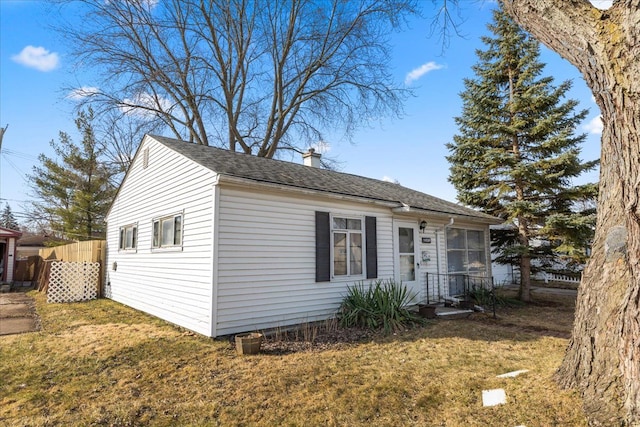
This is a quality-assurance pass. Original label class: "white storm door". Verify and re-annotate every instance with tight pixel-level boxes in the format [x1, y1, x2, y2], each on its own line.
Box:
[394, 221, 419, 293]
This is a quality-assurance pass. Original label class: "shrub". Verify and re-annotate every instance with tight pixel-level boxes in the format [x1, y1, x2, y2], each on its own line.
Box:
[338, 279, 423, 333]
[469, 286, 524, 308]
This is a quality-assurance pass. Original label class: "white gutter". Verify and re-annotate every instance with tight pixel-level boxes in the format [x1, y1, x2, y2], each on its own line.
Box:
[216, 174, 401, 208]
[391, 205, 500, 225]
[217, 174, 502, 226]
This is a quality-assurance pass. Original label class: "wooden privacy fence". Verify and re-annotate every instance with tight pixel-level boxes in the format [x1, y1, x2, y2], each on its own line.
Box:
[15, 256, 40, 282]
[39, 240, 105, 264]
[35, 240, 106, 298]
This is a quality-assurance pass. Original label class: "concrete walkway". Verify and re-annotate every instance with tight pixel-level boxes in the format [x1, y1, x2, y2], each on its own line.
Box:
[0, 289, 40, 336]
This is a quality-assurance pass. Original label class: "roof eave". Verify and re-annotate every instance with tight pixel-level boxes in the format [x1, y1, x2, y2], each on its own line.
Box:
[217, 174, 501, 223]
[391, 205, 502, 224]
[216, 174, 401, 209]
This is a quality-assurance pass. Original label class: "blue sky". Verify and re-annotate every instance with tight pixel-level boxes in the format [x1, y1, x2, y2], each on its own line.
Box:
[0, 1, 607, 224]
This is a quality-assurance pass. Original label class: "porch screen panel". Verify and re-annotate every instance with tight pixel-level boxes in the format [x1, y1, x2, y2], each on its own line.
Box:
[467, 230, 486, 273]
[446, 228, 487, 295]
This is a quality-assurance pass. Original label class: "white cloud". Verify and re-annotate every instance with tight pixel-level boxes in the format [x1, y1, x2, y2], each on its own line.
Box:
[404, 61, 444, 85]
[382, 176, 399, 184]
[67, 86, 100, 100]
[11, 45, 60, 72]
[584, 115, 603, 135]
[119, 92, 174, 119]
[310, 140, 331, 154]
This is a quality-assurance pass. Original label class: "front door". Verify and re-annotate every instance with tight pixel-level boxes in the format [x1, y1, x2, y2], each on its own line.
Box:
[394, 221, 419, 297]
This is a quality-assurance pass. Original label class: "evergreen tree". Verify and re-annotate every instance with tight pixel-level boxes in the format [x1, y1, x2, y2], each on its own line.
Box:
[28, 109, 116, 240]
[0, 203, 20, 230]
[446, 5, 598, 301]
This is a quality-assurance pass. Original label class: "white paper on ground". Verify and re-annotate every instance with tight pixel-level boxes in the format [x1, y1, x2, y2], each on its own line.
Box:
[482, 388, 507, 406]
[497, 369, 529, 378]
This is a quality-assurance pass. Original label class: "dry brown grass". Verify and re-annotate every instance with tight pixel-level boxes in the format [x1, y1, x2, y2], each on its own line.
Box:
[0, 290, 586, 426]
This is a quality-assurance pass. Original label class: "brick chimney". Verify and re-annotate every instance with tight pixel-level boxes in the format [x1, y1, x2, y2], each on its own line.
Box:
[302, 148, 321, 168]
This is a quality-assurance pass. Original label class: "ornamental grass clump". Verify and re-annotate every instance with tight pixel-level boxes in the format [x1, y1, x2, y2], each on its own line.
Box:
[339, 279, 422, 333]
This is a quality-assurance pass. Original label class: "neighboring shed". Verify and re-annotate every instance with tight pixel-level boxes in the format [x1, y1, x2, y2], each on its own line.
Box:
[105, 135, 501, 337]
[0, 226, 22, 283]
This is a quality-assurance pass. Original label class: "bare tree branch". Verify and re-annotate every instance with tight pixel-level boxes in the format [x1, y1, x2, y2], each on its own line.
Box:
[58, 0, 416, 159]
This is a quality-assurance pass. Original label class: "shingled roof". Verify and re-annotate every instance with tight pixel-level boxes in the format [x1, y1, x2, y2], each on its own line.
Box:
[152, 135, 499, 222]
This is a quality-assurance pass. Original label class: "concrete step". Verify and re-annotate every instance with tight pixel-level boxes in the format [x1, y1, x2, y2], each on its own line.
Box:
[435, 307, 473, 319]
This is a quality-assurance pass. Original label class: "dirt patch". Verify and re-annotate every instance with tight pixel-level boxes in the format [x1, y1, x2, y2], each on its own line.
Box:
[258, 326, 381, 354]
[473, 317, 572, 339]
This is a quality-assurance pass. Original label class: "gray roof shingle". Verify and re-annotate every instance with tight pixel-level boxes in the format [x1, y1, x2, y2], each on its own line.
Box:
[152, 135, 498, 222]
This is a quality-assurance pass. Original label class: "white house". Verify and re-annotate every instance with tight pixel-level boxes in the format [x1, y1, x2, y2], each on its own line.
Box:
[105, 135, 500, 337]
[0, 226, 22, 283]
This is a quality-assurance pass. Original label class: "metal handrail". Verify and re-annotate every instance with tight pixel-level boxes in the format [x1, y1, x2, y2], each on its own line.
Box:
[425, 272, 496, 318]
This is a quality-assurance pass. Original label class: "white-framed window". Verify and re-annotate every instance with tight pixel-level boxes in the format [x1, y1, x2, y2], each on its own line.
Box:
[152, 213, 183, 248]
[119, 224, 137, 251]
[446, 228, 487, 275]
[331, 215, 363, 277]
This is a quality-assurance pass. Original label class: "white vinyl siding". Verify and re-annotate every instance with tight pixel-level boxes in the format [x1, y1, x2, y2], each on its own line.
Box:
[105, 137, 216, 336]
[214, 186, 394, 336]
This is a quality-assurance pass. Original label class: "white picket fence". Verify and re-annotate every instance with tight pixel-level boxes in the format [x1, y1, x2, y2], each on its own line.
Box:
[536, 271, 581, 284]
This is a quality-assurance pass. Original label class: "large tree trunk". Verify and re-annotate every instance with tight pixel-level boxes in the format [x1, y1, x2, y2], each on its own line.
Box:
[503, 1, 640, 424]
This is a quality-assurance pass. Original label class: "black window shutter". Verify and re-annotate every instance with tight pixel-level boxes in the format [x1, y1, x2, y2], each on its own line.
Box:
[315, 211, 331, 282]
[365, 216, 378, 279]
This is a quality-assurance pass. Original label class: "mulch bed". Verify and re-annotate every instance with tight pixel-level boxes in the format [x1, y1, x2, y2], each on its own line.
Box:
[258, 326, 381, 354]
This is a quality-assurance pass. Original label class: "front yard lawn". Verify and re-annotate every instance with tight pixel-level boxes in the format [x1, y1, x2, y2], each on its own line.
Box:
[0, 290, 586, 426]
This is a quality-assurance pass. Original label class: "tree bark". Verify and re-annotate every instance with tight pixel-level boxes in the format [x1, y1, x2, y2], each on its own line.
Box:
[503, 0, 640, 424]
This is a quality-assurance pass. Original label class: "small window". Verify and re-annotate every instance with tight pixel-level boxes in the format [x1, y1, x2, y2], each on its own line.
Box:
[119, 224, 137, 250]
[152, 213, 183, 248]
[331, 216, 363, 277]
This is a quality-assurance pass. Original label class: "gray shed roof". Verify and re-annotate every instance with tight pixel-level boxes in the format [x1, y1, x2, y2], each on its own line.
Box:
[152, 135, 499, 222]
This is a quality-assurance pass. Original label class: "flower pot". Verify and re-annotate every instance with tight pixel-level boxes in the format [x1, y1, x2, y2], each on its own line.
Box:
[459, 300, 475, 310]
[418, 304, 437, 319]
[235, 332, 263, 355]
